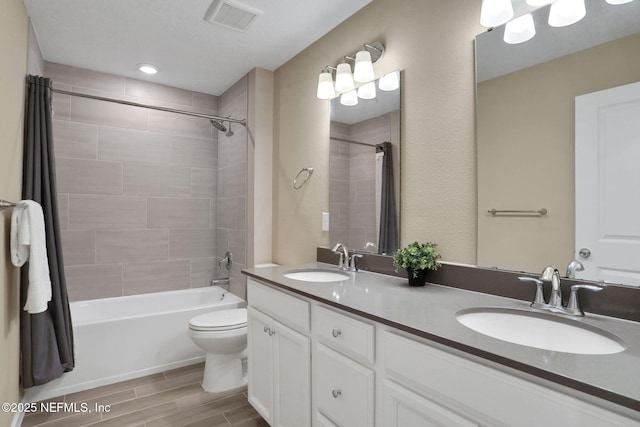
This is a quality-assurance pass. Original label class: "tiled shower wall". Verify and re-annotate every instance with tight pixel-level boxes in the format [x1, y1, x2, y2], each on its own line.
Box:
[329, 113, 392, 251]
[47, 62, 247, 301]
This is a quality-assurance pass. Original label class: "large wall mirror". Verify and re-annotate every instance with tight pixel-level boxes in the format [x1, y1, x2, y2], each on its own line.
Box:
[476, 0, 640, 285]
[329, 71, 401, 255]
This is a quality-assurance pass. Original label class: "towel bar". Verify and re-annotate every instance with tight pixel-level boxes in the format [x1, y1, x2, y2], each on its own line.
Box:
[488, 208, 547, 216]
[0, 199, 16, 211]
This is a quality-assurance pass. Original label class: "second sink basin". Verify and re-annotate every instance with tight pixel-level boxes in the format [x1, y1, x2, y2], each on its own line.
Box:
[283, 269, 351, 282]
[456, 307, 625, 355]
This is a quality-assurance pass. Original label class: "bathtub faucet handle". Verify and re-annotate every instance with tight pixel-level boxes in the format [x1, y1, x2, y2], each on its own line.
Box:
[218, 251, 233, 271]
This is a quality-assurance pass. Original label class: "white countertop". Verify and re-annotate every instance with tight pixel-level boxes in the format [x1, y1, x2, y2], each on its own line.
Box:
[243, 262, 640, 412]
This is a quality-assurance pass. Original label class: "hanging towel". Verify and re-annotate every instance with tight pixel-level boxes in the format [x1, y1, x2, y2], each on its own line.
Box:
[10, 200, 52, 314]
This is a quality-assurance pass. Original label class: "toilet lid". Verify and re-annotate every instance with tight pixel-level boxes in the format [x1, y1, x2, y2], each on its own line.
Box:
[189, 308, 247, 331]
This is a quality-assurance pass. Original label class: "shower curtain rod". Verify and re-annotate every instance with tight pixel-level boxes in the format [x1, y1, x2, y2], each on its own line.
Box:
[330, 136, 378, 148]
[51, 88, 247, 126]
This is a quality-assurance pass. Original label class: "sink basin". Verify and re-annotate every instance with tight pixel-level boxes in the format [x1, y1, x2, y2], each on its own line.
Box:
[283, 269, 351, 282]
[456, 308, 625, 355]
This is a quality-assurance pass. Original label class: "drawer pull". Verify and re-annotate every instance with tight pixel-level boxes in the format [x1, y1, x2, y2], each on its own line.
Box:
[269, 329, 276, 336]
[264, 326, 270, 334]
[332, 329, 342, 338]
[332, 389, 342, 398]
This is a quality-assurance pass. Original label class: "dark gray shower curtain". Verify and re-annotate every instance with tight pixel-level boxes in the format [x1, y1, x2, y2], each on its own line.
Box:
[21, 75, 74, 387]
[378, 142, 398, 255]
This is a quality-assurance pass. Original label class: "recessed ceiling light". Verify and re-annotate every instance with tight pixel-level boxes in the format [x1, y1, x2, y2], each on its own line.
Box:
[138, 64, 158, 74]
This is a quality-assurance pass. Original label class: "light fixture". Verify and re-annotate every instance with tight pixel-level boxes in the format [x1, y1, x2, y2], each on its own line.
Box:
[340, 90, 358, 106]
[137, 63, 158, 74]
[378, 71, 400, 91]
[353, 49, 375, 83]
[480, 0, 514, 27]
[605, 0, 634, 4]
[316, 41, 385, 100]
[503, 13, 536, 44]
[357, 81, 376, 99]
[525, 0, 554, 5]
[335, 62, 355, 93]
[317, 68, 336, 99]
[548, 0, 586, 27]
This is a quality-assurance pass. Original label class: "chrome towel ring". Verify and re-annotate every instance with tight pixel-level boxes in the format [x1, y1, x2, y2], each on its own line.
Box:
[293, 167, 314, 190]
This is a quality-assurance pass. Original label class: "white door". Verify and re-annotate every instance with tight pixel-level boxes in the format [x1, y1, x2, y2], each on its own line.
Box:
[575, 81, 640, 286]
[273, 319, 311, 427]
[247, 306, 274, 424]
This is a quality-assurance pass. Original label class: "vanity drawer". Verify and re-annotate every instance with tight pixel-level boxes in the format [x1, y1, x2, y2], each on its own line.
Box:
[314, 305, 374, 365]
[247, 279, 310, 334]
[314, 343, 374, 427]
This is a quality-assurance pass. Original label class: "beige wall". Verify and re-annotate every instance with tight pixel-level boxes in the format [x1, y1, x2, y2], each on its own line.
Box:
[477, 33, 640, 273]
[273, 0, 482, 265]
[1, 0, 28, 424]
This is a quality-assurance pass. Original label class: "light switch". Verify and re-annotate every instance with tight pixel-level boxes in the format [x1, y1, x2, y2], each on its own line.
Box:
[322, 212, 330, 231]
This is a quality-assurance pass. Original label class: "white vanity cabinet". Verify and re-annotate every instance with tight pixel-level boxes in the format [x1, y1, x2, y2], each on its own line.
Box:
[312, 305, 375, 427]
[246, 277, 639, 427]
[247, 279, 311, 427]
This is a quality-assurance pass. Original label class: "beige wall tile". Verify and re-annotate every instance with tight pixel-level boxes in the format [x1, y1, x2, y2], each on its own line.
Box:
[147, 198, 211, 228]
[192, 92, 219, 111]
[123, 260, 189, 295]
[218, 163, 246, 198]
[71, 94, 148, 131]
[56, 157, 123, 195]
[53, 120, 97, 159]
[123, 163, 190, 197]
[170, 229, 216, 259]
[171, 135, 217, 168]
[45, 62, 126, 94]
[190, 168, 217, 199]
[65, 264, 123, 301]
[125, 78, 193, 107]
[97, 230, 169, 264]
[51, 91, 71, 121]
[98, 127, 171, 164]
[61, 230, 95, 266]
[149, 109, 211, 139]
[57, 193, 69, 230]
[190, 258, 219, 288]
[68, 195, 147, 230]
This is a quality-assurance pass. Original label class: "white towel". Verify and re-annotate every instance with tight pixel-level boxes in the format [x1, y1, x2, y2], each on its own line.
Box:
[10, 200, 52, 314]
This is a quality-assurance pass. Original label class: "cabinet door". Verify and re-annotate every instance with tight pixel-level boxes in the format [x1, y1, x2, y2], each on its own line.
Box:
[248, 306, 274, 424]
[383, 380, 480, 427]
[314, 343, 374, 427]
[274, 320, 311, 427]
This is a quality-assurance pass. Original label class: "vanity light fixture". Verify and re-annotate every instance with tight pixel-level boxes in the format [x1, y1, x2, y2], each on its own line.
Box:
[335, 62, 355, 93]
[137, 63, 158, 74]
[503, 13, 536, 44]
[548, 0, 586, 27]
[315, 41, 385, 101]
[317, 68, 336, 100]
[480, 0, 514, 27]
[357, 81, 377, 100]
[525, 0, 554, 5]
[378, 71, 400, 91]
[605, 0, 634, 4]
[340, 89, 359, 106]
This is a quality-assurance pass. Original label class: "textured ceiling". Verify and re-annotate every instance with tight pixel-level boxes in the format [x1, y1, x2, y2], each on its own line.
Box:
[24, 0, 372, 95]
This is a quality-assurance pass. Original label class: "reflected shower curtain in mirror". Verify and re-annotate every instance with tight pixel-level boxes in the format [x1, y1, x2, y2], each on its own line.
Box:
[21, 75, 74, 387]
[378, 142, 398, 254]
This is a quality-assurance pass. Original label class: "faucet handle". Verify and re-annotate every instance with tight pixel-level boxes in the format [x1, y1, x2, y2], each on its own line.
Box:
[566, 284, 604, 316]
[518, 277, 546, 308]
[349, 254, 364, 272]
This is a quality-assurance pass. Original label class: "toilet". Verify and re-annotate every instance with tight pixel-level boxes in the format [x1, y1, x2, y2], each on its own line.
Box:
[188, 308, 248, 393]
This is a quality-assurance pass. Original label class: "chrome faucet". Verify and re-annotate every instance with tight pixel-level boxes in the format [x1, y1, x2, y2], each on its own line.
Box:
[349, 253, 364, 272]
[566, 259, 584, 279]
[519, 265, 603, 316]
[332, 243, 349, 271]
[541, 265, 563, 310]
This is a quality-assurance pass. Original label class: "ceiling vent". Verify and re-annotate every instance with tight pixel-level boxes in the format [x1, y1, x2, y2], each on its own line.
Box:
[204, 0, 263, 32]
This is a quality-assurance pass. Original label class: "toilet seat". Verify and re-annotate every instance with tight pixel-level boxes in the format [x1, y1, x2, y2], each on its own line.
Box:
[189, 308, 247, 332]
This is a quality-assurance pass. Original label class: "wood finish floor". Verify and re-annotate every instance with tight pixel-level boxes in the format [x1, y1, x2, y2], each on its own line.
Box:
[22, 363, 268, 427]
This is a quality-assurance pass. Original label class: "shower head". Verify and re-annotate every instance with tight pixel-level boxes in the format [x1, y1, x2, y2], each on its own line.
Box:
[210, 119, 227, 132]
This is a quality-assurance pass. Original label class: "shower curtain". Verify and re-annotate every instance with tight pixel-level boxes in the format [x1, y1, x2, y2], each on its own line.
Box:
[21, 75, 74, 387]
[378, 142, 398, 255]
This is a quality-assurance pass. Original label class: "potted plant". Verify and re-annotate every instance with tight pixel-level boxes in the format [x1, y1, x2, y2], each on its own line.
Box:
[392, 241, 441, 286]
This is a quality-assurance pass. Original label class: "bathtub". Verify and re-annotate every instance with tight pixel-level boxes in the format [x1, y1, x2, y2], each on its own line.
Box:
[25, 286, 245, 402]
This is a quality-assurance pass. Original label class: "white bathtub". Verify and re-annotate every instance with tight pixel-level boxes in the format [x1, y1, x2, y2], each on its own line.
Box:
[25, 286, 245, 402]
